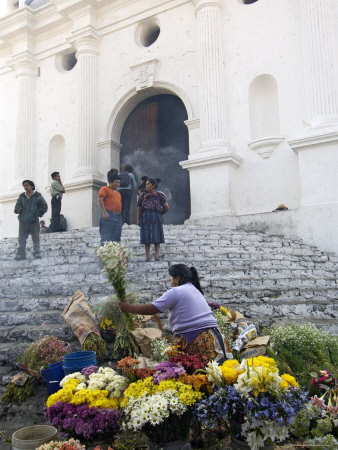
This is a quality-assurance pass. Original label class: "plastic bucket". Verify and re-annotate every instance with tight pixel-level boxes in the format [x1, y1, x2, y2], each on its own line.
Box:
[12, 425, 57, 450]
[62, 351, 97, 375]
[40, 361, 65, 395]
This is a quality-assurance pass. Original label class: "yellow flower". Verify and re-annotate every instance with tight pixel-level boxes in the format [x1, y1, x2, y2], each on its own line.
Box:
[219, 306, 233, 320]
[221, 367, 238, 385]
[280, 373, 299, 389]
[220, 359, 244, 384]
[69, 389, 88, 405]
[47, 385, 74, 407]
[100, 317, 114, 330]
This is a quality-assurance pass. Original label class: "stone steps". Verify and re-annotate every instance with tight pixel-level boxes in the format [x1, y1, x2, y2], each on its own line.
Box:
[0, 223, 337, 368]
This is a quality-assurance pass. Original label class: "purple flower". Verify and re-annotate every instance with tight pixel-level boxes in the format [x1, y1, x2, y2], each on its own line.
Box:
[152, 361, 186, 384]
[81, 365, 98, 376]
[45, 402, 120, 440]
[208, 302, 221, 310]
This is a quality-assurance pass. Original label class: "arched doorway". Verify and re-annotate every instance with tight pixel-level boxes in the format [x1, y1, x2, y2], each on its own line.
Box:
[120, 94, 190, 224]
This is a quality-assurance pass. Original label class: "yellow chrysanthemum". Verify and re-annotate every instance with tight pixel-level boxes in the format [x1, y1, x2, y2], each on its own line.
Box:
[220, 359, 244, 384]
[247, 356, 277, 369]
[47, 385, 75, 407]
[69, 389, 88, 405]
[280, 373, 299, 389]
[221, 367, 238, 385]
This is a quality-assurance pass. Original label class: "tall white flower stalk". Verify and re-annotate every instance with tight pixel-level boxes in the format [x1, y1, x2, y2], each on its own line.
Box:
[96, 242, 137, 356]
[96, 242, 132, 301]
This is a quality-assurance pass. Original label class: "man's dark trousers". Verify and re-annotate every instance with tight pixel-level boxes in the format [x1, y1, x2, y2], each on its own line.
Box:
[51, 195, 61, 232]
[18, 221, 40, 257]
[120, 189, 132, 224]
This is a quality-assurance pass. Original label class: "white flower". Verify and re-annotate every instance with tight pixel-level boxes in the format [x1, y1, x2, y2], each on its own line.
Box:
[245, 430, 265, 450]
[60, 372, 86, 387]
[205, 360, 223, 386]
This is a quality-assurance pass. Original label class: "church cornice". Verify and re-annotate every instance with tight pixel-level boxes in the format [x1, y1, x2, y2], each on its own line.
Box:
[0, 0, 192, 69]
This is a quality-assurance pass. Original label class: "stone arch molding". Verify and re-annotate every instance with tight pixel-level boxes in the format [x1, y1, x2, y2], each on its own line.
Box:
[106, 81, 195, 143]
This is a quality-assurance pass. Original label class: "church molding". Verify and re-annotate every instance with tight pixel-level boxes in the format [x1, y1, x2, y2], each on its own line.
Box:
[130, 59, 159, 91]
[180, 151, 243, 170]
[106, 80, 195, 142]
[248, 136, 284, 159]
[184, 118, 200, 130]
[57, 178, 106, 192]
[288, 131, 338, 152]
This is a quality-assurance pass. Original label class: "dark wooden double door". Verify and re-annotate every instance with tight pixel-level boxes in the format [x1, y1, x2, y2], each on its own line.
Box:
[120, 94, 190, 224]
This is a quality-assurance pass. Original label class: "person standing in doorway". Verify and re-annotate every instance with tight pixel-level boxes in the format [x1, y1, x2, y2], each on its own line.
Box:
[14, 180, 48, 260]
[50, 172, 65, 232]
[98, 173, 122, 245]
[118, 164, 136, 225]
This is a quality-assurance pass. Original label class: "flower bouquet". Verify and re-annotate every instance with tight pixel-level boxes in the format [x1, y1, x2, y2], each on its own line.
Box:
[21, 335, 72, 371]
[120, 360, 211, 445]
[291, 369, 338, 449]
[194, 356, 308, 450]
[3, 335, 72, 403]
[95, 242, 138, 357]
[45, 366, 125, 442]
[36, 438, 85, 450]
[116, 356, 156, 382]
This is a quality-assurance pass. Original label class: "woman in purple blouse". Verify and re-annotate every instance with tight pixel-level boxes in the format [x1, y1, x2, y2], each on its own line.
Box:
[118, 264, 227, 363]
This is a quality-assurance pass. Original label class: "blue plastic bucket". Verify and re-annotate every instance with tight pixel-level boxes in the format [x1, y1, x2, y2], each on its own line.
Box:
[40, 361, 65, 395]
[62, 351, 97, 375]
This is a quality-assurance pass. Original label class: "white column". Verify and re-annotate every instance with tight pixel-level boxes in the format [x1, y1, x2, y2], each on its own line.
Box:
[73, 35, 101, 178]
[301, 0, 338, 131]
[195, 0, 228, 153]
[11, 56, 37, 188]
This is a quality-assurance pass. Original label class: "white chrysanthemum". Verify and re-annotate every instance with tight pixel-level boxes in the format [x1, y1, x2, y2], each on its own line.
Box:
[98, 367, 116, 375]
[60, 372, 86, 387]
[75, 382, 87, 391]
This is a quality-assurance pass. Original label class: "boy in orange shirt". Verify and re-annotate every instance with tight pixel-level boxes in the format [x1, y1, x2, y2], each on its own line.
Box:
[97, 174, 122, 245]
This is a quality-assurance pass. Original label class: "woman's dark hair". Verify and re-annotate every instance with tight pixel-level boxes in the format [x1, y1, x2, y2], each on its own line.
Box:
[147, 177, 160, 189]
[22, 180, 35, 190]
[168, 264, 204, 294]
[107, 168, 118, 180]
[121, 164, 133, 173]
[108, 174, 121, 183]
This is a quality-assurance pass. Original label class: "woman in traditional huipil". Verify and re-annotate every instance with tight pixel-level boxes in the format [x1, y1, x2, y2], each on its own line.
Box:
[137, 178, 169, 261]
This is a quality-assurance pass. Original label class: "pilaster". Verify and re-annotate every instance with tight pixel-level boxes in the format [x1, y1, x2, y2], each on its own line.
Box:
[9, 52, 37, 190]
[67, 31, 100, 179]
[181, 0, 242, 218]
[194, 0, 227, 152]
[301, 0, 338, 132]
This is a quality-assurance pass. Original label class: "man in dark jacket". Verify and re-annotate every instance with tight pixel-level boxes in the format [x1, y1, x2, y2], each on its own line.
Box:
[14, 180, 48, 260]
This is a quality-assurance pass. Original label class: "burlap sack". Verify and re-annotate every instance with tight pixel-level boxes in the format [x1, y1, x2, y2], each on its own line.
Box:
[131, 327, 163, 358]
[62, 289, 99, 345]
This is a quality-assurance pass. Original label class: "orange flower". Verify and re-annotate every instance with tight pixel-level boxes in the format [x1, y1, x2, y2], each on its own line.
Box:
[178, 374, 213, 393]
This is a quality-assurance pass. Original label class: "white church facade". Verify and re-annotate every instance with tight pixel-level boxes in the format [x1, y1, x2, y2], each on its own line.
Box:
[1, 0, 338, 253]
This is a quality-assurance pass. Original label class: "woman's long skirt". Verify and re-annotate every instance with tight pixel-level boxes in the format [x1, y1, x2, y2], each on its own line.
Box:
[140, 210, 165, 244]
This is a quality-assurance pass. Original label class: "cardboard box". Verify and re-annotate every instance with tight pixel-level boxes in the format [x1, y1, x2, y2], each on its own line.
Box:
[245, 335, 270, 348]
[240, 345, 267, 359]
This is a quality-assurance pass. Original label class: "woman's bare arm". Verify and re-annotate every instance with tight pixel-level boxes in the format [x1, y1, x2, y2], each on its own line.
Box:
[118, 302, 158, 315]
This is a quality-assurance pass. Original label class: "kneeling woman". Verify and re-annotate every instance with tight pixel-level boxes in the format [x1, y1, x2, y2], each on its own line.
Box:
[118, 263, 226, 363]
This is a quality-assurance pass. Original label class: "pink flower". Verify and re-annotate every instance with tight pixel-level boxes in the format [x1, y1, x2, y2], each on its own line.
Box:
[312, 395, 326, 409]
